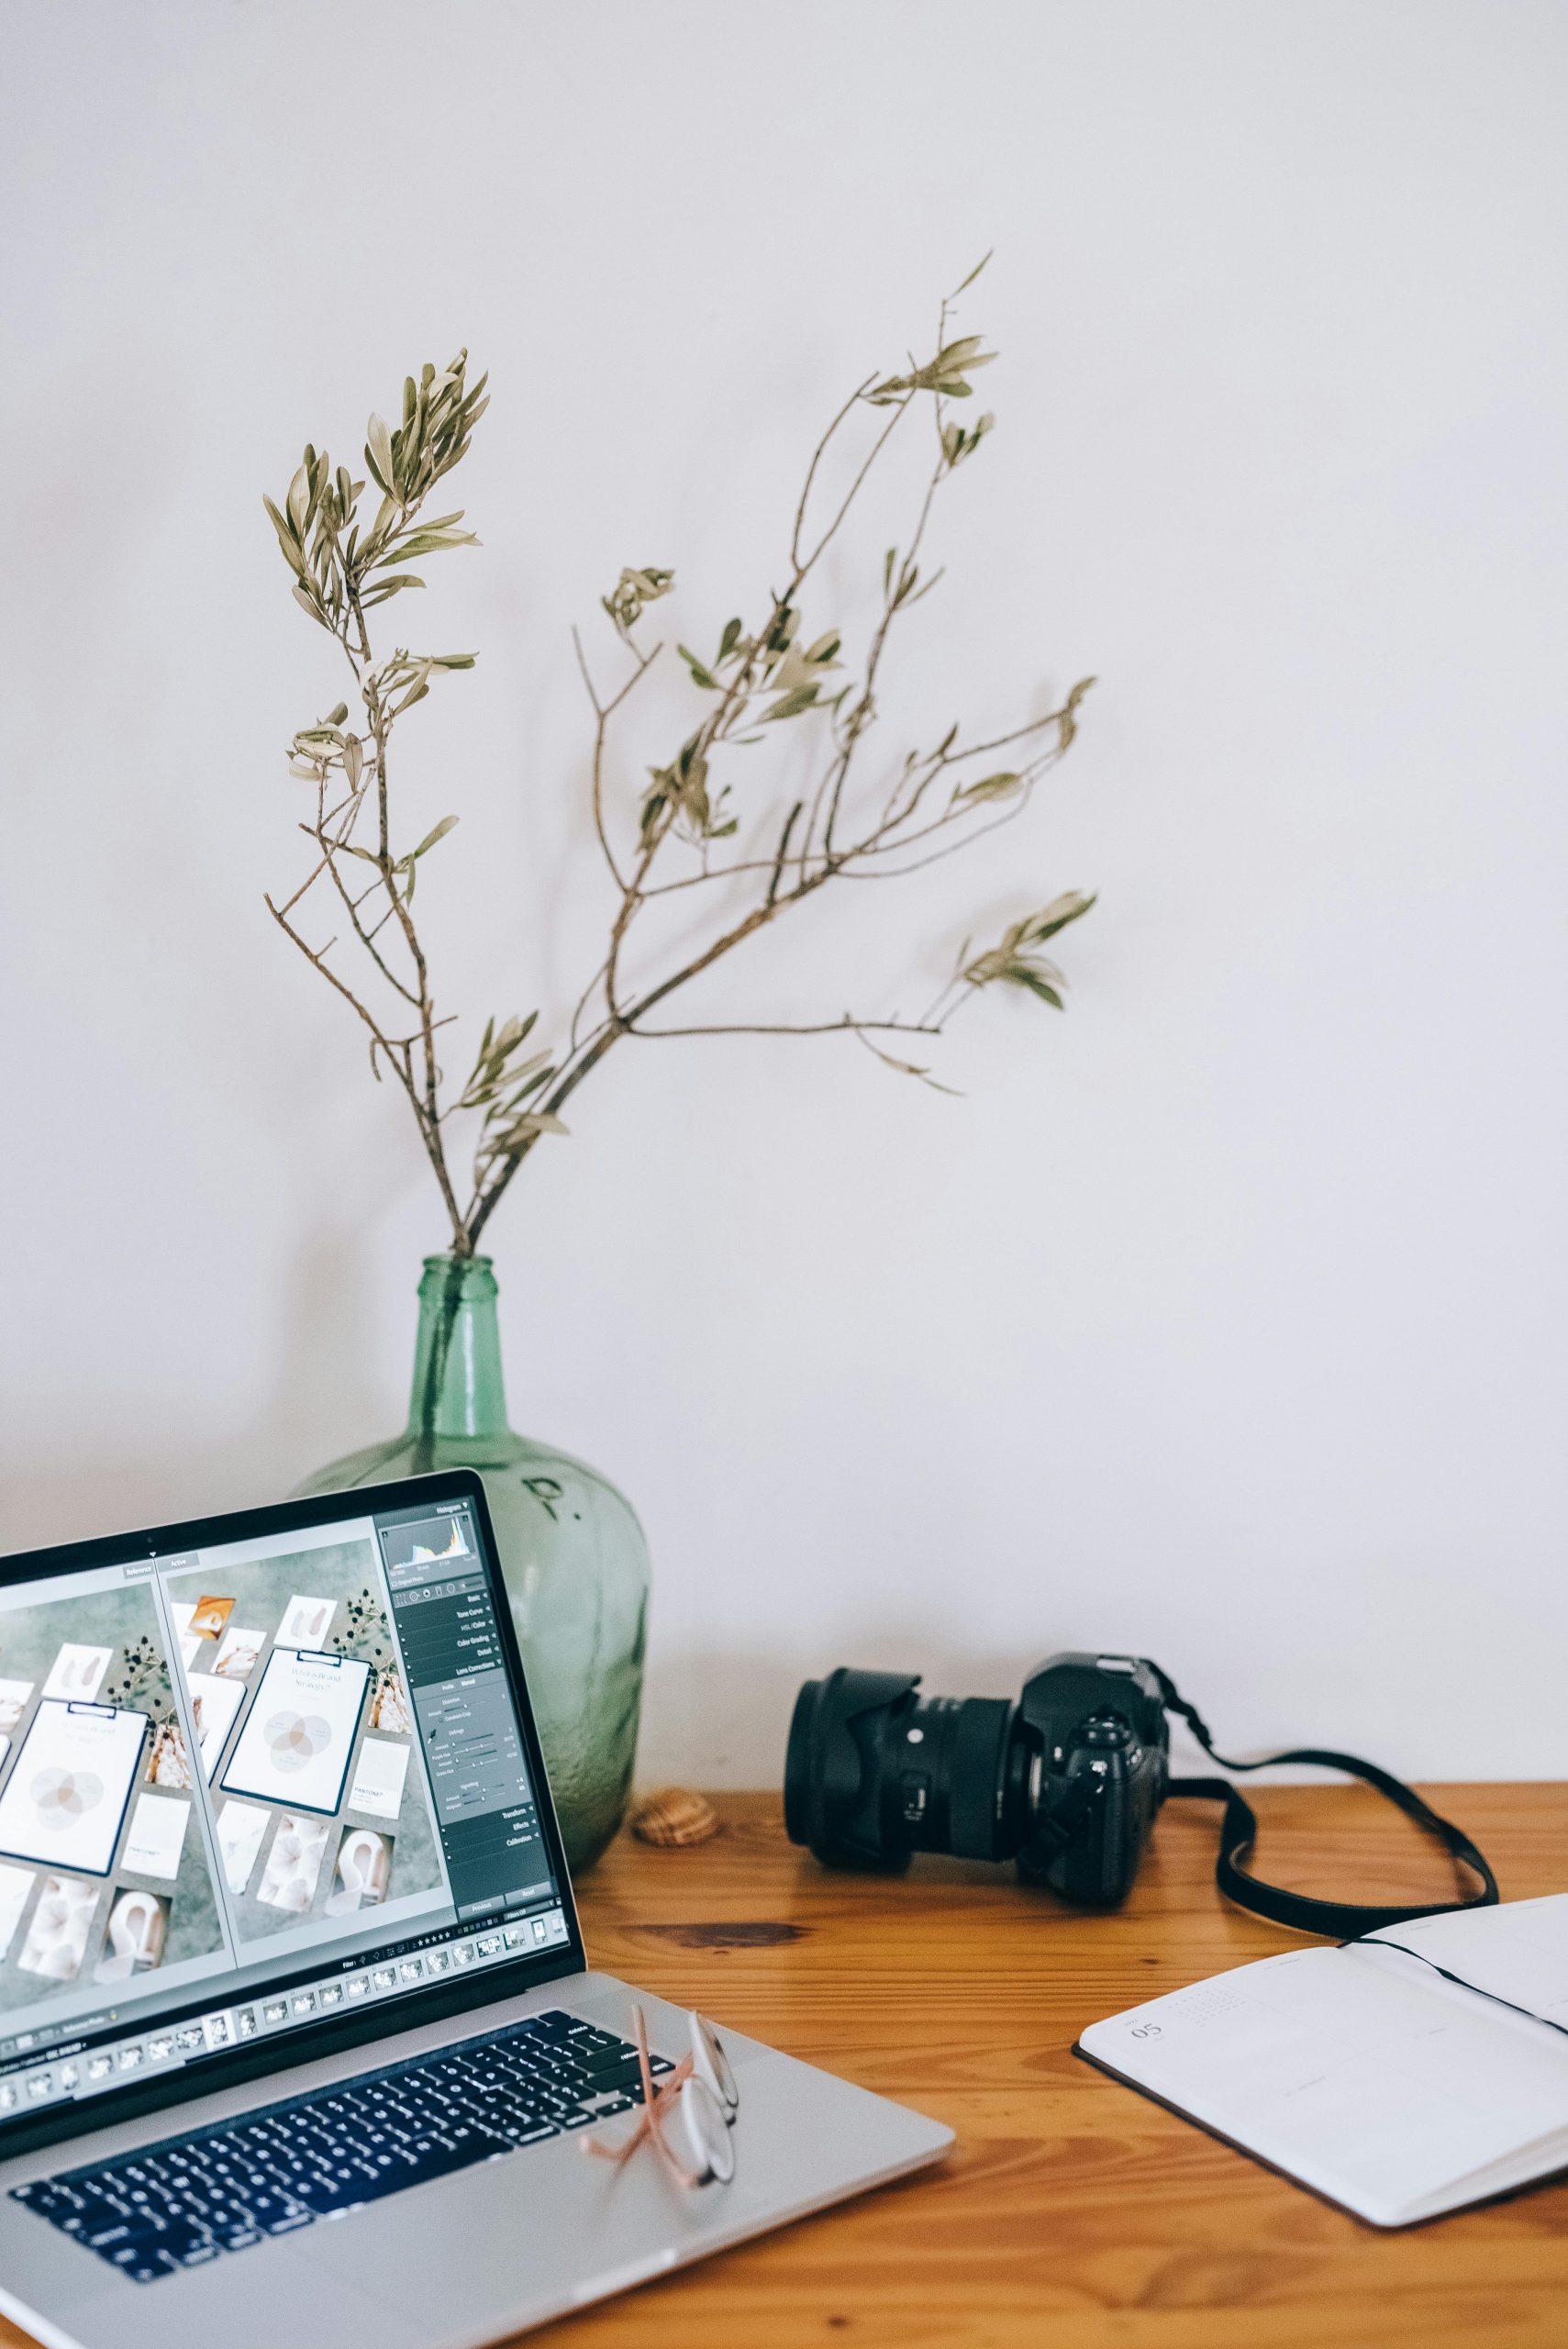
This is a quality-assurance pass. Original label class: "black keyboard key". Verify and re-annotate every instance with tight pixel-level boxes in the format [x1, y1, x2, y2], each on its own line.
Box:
[527, 2011, 576, 2041]
[82, 2215, 150, 2253]
[583, 2061, 644, 2099]
[114, 2247, 183, 2284]
[222, 2185, 313, 2236]
[132, 2217, 215, 2269]
[204, 2212, 264, 2254]
[581, 2043, 643, 2078]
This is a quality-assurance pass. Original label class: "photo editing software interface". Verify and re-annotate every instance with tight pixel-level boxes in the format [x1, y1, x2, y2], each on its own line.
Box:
[0, 1497, 570, 2130]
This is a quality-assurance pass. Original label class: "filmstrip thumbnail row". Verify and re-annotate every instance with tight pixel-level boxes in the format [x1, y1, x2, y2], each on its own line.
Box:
[0, 1907, 570, 2114]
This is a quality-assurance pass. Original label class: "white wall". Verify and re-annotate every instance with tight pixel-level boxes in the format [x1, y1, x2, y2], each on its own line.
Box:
[3, 1, 1565, 1788]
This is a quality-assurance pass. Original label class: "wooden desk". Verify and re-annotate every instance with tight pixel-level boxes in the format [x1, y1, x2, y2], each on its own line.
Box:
[1, 1786, 1562, 2348]
[560, 1785, 1568, 2349]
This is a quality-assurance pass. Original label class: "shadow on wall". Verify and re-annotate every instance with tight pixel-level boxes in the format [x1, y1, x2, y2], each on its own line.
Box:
[0, 1228, 394, 1553]
[635, 1633, 1054, 1794]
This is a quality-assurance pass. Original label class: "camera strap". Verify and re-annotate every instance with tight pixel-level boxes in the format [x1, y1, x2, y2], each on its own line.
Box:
[1150, 1665, 1499, 1937]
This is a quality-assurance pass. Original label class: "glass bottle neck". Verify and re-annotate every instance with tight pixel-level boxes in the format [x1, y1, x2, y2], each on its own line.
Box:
[406, 1255, 510, 1440]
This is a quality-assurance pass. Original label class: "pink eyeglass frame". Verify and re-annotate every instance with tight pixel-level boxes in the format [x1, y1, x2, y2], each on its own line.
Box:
[584, 2004, 738, 2188]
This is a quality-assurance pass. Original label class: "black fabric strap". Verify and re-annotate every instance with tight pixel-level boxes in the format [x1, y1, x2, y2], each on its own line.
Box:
[1151, 1666, 1498, 1938]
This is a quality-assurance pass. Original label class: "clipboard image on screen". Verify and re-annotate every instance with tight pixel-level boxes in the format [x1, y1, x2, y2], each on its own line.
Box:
[0, 1701, 150, 1879]
[218, 1649, 371, 1818]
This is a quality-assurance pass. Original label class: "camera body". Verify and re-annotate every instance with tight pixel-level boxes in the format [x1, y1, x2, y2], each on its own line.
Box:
[1015, 1652, 1169, 1902]
[784, 1651, 1170, 1907]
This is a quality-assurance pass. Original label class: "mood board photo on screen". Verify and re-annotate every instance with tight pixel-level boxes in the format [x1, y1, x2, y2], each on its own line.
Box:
[0, 1497, 557, 2065]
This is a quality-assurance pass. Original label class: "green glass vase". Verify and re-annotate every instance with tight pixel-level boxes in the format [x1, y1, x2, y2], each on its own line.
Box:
[294, 1255, 649, 1872]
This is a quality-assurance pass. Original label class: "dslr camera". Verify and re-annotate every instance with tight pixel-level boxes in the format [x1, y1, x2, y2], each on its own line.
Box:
[786, 1651, 1500, 1934]
[785, 1653, 1169, 1905]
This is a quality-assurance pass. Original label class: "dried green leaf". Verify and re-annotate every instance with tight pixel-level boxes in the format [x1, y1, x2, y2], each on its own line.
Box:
[953, 770, 1024, 806]
[760, 684, 820, 723]
[1002, 967, 1065, 1008]
[262, 495, 306, 573]
[376, 529, 478, 563]
[949, 249, 994, 298]
[1056, 674, 1096, 751]
[766, 634, 842, 696]
[763, 602, 798, 658]
[858, 1031, 963, 1096]
[361, 574, 426, 607]
[604, 565, 675, 633]
[942, 411, 995, 468]
[1023, 888, 1097, 942]
[495, 1053, 551, 1103]
[411, 814, 459, 858]
[871, 335, 997, 405]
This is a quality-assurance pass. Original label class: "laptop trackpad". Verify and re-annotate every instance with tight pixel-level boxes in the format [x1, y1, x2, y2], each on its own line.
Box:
[289, 2128, 772, 2334]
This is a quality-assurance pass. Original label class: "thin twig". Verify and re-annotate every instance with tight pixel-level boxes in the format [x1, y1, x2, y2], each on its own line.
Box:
[790, 373, 877, 569]
[625, 1015, 941, 1041]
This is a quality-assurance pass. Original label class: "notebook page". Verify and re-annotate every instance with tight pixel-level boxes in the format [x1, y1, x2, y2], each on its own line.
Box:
[1079, 1943, 1568, 2226]
[1359, 1892, 1568, 2025]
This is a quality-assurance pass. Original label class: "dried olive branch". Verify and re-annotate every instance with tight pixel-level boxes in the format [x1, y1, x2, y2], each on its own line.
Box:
[265, 269, 1097, 1262]
[263, 355, 488, 1245]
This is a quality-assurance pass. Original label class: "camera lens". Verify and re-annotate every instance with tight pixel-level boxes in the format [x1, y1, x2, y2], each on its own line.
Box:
[785, 1670, 917, 1867]
[785, 1667, 1022, 1869]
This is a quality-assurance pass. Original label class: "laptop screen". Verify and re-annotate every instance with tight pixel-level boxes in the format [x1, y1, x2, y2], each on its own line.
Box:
[0, 1476, 575, 2143]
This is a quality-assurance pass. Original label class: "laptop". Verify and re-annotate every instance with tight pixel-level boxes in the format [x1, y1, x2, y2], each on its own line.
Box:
[0, 1470, 951, 2348]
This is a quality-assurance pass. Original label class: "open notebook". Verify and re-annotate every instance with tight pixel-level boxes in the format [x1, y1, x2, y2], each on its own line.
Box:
[1077, 1894, 1568, 2227]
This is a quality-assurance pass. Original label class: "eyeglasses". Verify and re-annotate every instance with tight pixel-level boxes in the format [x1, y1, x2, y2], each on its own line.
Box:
[584, 2005, 739, 2188]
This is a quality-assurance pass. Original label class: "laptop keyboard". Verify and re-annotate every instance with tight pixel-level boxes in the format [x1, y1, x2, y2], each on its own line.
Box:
[11, 2008, 672, 2285]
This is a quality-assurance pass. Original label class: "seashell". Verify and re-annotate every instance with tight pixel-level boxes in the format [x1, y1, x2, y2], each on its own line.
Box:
[629, 1787, 719, 1848]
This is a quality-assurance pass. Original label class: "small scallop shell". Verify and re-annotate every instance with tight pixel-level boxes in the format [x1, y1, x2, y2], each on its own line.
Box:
[629, 1787, 719, 1848]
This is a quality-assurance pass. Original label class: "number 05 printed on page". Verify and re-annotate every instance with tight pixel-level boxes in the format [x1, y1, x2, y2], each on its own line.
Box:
[218, 1650, 370, 1817]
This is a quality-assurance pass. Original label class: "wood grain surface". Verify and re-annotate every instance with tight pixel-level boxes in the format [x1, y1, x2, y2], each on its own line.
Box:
[4, 1785, 1564, 2348]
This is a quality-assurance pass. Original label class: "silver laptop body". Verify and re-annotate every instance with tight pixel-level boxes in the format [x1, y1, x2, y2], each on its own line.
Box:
[0, 1472, 951, 2349]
